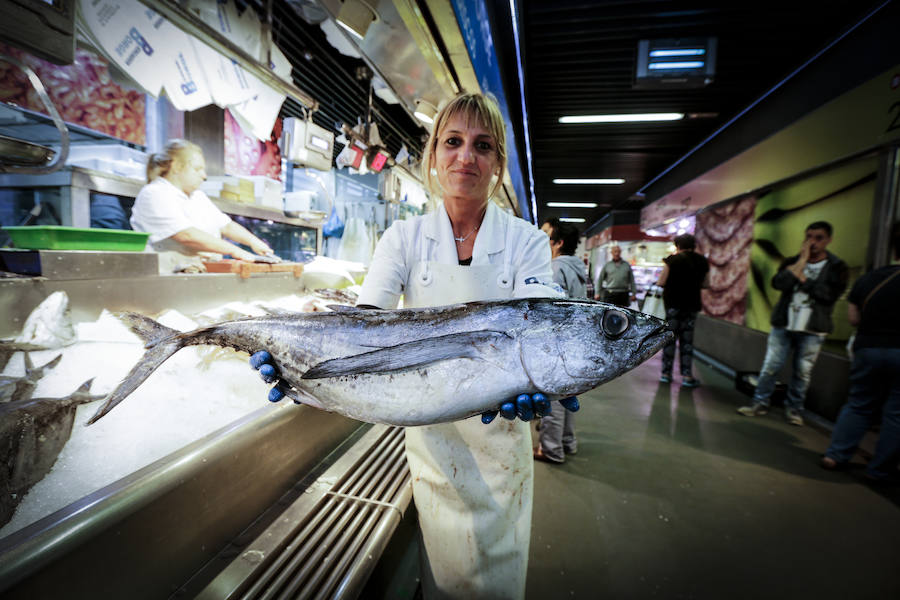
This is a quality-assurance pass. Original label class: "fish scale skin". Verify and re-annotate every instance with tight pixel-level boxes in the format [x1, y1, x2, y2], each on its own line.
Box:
[90, 299, 671, 426]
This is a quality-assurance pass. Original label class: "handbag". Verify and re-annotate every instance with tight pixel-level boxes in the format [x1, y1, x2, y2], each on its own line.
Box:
[642, 285, 667, 320]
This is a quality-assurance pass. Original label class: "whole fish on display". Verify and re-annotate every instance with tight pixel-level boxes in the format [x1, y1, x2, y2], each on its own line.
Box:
[1, 379, 104, 526]
[87, 299, 672, 427]
[0, 352, 62, 404]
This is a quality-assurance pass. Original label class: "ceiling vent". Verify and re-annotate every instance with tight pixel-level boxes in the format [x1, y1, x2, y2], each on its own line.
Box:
[634, 37, 717, 89]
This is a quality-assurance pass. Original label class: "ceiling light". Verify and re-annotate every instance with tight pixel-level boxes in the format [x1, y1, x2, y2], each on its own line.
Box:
[649, 49, 705, 57]
[559, 217, 585, 223]
[553, 178, 625, 185]
[635, 37, 717, 89]
[648, 61, 705, 70]
[336, 0, 377, 40]
[413, 100, 437, 124]
[547, 202, 598, 208]
[559, 113, 683, 124]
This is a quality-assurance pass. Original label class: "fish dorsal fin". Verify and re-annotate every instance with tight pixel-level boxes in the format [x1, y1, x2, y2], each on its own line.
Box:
[302, 330, 510, 379]
[325, 304, 361, 313]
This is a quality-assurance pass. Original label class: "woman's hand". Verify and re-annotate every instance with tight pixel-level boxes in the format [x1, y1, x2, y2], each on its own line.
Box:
[249, 350, 291, 403]
[481, 394, 579, 424]
[249, 240, 277, 258]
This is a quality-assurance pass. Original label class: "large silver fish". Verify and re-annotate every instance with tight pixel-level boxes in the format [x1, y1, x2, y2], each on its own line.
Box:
[87, 299, 672, 427]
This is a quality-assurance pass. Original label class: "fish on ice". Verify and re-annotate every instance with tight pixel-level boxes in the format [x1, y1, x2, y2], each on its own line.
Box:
[0, 379, 104, 526]
[87, 299, 672, 427]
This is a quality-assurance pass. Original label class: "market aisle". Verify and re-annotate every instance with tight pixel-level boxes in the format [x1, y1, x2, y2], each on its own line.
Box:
[527, 355, 900, 600]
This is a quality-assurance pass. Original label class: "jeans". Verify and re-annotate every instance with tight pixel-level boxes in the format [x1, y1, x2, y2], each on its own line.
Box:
[538, 400, 577, 462]
[825, 347, 900, 479]
[752, 327, 824, 411]
[661, 308, 697, 377]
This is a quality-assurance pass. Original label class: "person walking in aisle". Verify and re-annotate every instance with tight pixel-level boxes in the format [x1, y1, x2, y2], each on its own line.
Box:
[821, 222, 900, 482]
[657, 233, 709, 387]
[737, 221, 849, 426]
[596, 243, 636, 307]
[534, 217, 586, 463]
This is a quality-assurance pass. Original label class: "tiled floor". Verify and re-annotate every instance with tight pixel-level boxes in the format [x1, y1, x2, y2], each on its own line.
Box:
[527, 355, 900, 600]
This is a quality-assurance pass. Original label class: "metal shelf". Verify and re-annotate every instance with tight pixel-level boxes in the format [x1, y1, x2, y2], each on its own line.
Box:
[0, 104, 139, 149]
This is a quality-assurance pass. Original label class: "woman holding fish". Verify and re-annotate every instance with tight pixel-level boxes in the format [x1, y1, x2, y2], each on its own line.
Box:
[255, 93, 576, 599]
[131, 139, 278, 273]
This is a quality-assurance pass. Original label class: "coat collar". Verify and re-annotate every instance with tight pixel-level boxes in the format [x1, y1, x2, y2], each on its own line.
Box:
[424, 202, 506, 264]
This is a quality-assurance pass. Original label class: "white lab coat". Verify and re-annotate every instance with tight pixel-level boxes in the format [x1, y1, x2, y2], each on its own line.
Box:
[130, 177, 232, 273]
[358, 201, 558, 599]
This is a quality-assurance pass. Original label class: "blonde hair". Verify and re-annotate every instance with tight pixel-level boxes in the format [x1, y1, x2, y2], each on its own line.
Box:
[421, 93, 507, 201]
[146, 139, 202, 182]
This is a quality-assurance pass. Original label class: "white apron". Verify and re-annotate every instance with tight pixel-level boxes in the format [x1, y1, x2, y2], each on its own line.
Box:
[405, 243, 533, 599]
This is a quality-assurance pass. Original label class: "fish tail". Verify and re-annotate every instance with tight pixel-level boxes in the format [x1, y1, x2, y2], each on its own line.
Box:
[86, 314, 189, 425]
[115, 311, 180, 348]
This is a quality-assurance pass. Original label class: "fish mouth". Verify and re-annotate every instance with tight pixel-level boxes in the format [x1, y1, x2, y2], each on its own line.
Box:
[636, 323, 674, 359]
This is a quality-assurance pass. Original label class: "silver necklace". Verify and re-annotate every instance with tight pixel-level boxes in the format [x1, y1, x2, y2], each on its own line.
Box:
[453, 225, 479, 243]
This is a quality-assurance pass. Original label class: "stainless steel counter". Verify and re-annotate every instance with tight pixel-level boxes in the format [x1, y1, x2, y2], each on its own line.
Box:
[0, 271, 309, 338]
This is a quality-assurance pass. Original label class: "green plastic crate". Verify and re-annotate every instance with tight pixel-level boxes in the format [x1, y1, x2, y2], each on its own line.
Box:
[2, 226, 150, 251]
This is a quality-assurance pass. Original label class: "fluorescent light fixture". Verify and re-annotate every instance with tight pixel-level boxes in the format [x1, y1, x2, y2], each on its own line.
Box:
[553, 178, 625, 185]
[559, 113, 683, 123]
[559, 217, 586, 223]
[547, 202, 598, 208]
[650, 48, 705, 57]
[648, 61, 705, 70]
[413, 100, 437, 124]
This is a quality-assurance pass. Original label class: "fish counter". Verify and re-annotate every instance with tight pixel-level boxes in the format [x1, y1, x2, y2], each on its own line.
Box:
[0, 265, 412, 598]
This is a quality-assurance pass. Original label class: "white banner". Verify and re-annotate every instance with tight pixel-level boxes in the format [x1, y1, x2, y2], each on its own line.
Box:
[78, 0, 169, 95]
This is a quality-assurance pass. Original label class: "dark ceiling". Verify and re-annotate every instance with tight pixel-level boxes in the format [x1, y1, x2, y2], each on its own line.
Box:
[516, 0, 888, 233]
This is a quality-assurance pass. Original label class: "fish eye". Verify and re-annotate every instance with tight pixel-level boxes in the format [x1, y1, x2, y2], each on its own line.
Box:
[601, 309, 629, 338]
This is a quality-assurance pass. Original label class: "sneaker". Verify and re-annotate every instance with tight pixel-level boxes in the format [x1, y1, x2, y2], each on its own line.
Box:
[564, 447, 577, 455]
[659, 374, 672, 383]
[533, 446, 564, 464]
[737, 403, 768, 417]
[682, 377, 701, 388]
[785, 408, 804, 426]
[820, 456, 844, 471]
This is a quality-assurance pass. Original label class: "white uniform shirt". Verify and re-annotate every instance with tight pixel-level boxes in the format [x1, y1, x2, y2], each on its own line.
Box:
[358, 201, 559, 309]
[130, 177, 231, 245]
[787, 259, 828, 334]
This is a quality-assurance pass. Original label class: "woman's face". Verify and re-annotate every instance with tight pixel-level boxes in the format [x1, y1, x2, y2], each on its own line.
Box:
[172, 149, 207, 195]
[434, 113, 500, 202]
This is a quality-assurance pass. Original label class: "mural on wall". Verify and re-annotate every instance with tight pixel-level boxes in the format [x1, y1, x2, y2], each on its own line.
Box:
[745, 158, 877, 341]
[0, 43, 146, 146]
[696, 196, 757, 325]
[224, 109, 282, 178]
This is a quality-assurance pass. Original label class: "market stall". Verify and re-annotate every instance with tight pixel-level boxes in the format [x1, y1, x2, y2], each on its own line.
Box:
[586, 223, 674, 305]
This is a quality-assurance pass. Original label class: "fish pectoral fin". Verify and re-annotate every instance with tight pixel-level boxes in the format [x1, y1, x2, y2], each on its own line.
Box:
[301, 331, 511, 379]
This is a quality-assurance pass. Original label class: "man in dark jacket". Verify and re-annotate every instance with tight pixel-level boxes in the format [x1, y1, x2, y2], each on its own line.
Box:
[658, 233, 709, 387]
[738, 221, 849, 426]
[822, 221, 900, 480]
